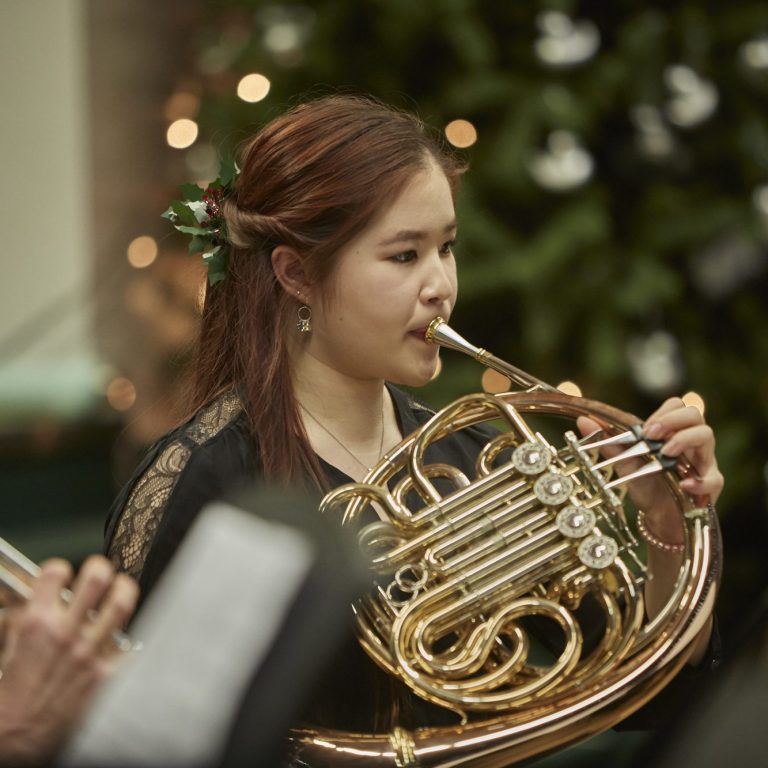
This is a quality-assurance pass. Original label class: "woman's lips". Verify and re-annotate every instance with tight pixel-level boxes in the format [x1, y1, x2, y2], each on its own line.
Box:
[408, 327, 429, 341]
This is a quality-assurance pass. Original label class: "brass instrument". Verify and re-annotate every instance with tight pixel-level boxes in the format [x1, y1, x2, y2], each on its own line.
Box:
[288, 318, 721, 767]
[0, 535, 137, 653]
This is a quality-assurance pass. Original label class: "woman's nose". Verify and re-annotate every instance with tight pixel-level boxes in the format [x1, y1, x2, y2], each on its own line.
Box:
[420, 252, 455, 304]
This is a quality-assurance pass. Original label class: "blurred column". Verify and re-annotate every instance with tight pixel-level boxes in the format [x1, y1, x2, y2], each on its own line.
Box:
[0, 0, 94, 418]
[87, 0, 205, 475]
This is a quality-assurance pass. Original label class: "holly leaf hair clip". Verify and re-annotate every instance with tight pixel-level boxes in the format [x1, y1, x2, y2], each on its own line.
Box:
[162, 155, 240, 285]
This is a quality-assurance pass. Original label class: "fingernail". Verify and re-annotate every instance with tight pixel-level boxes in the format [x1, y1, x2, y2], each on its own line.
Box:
[644, 422, 662, 439]
[662, 439, 680, 456]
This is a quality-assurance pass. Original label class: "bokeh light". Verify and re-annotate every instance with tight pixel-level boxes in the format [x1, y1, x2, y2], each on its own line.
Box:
[664, 65, 719, 128]
[627, 331, 684, 395]
[740, 36, 768, 70]
[167, 118, 199, 149]
[126, 236, 158, 269]
[557, 380, 583, 397]
[445, 119, 478, 148]
[528, 131, 593, 191]
[682, 391, 706, 415]
[237, 73, 271, 103]
[534, 11, 600, 67]
[482, 369, 511, 394]
[106, 377, 137, 411]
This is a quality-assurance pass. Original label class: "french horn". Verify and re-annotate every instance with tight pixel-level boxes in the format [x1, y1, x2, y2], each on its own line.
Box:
[287, 318, 722, 767]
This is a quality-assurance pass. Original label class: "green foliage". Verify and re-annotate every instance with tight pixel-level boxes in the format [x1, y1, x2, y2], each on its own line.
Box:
[163, 155, 238, 284]
[188, 0, 768, 623]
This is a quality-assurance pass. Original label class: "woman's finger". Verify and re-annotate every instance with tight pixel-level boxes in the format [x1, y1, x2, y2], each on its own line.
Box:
[576, 416, 602, 437]
[643, 403, 704, 440]
[679, 466, 724, 503]
[660, 423, 715, 461]
[642, 397, 686, 428]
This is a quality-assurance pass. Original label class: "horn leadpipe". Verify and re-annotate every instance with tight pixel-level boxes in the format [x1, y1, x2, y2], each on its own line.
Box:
[425, 317, 558, 393]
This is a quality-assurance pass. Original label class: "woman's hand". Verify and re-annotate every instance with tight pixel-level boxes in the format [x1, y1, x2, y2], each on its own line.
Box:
[578, 396, 723, 544]
[580, 397, 722, 665]
[642, 396, 724, 505]
[0, 556, 138, 765]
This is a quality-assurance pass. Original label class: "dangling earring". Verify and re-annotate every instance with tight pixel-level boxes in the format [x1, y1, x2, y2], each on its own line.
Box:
[297, 304, 312, 333]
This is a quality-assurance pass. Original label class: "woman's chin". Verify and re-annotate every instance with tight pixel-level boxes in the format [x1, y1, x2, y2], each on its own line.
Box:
[395, 360, 440, 388]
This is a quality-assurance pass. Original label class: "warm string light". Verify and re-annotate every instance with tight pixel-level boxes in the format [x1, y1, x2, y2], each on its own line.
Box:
[167, 118, 199, 149]
[126, 236, 158, 268]
[445, 119, 478, 148]
[106, 377, 137, 411]
[557, 380, 582, 397]
[482, 369, 511, 394]
[681, 391, 705, 415]
[237, 73, 271, 102]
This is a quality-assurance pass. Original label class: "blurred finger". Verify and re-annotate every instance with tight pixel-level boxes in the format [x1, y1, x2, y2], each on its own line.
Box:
[576, 416, 602, 437]
[30, 559, 73, 610]
[67, 557, 115, 628]
[82, 573, 139, 651]
[4, 561, 74, 688]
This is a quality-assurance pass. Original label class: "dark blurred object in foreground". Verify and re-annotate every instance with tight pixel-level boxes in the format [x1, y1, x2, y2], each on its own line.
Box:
[61, 485, 368, 767]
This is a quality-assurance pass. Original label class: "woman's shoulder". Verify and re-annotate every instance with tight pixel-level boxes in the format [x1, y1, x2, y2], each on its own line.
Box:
[117, 389, 251, 506]
[104, 391, 257, 591]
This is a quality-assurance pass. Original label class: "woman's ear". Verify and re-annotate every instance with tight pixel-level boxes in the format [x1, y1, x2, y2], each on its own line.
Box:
[271, 246, 312, 302]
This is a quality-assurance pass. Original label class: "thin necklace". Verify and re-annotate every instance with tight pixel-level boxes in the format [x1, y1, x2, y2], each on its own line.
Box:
[299, 399, 385, 475]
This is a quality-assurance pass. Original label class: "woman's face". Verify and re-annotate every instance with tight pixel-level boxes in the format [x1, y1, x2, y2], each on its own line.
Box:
[306, 159, 458, 387]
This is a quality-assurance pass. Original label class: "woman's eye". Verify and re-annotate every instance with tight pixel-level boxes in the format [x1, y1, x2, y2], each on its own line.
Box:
[391, 250, 417, 263]
[440, 239, 456, 255]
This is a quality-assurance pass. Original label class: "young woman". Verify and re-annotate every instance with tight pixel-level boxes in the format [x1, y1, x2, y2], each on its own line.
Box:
[104, 94, 722, 731]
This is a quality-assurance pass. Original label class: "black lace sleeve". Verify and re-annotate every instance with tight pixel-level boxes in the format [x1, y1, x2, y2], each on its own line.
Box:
[104, 392, 259, 601]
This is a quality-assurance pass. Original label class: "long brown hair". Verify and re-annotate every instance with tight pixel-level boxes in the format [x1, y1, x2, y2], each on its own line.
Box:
[190, 94, 466, 487]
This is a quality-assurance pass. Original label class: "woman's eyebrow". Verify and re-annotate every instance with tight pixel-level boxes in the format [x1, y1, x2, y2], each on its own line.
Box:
[377, 220, 457, 246]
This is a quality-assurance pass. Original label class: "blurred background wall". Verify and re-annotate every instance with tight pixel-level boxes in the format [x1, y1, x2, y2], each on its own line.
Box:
[0, 0, 202, 558]
[1, 0, 767, 702]
[0, 0, 108, 560]
[0, 0, 92, 418]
